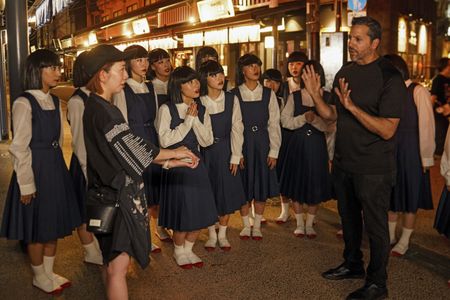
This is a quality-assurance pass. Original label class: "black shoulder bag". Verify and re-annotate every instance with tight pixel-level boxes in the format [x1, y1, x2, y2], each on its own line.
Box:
[86, 186, 120, 234]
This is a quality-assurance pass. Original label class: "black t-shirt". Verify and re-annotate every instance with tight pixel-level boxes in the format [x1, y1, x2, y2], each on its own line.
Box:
[83, 93, 160, 190]
[330, 57, 406, 174]
[430, 74, 450, 106]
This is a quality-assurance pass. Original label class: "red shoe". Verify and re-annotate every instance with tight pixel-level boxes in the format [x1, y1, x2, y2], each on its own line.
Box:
[252, 236, 263, 241]
[239, 235, 250, 240]
[390, 250, 403, 257]
[192, 261, 204, 268]
[204, 247, 215, 252]
[179, 263, 193, 269]
[218, 238, 231, 251]
[252, 228, 263, 240]
[336, 230, 343, 239]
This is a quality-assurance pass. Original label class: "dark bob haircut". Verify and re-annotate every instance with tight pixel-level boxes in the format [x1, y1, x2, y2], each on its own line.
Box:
[124, 44, 148, 77]
[168, 66, 199, 104]
[195, 46, 219, 71]
[198, 60, 224, 96]
[437, 57, 449, 72]
[301, 60, 326, 88]
[352, 16, 382, 42]
[288, 51, 308, 64]
[73, 51, 90, 88]
[235, 54, 262, 86]
[383, 54, 409, 81]
[262, 68, 284, 97]
[23, 49, 61, 91]
[147, 48, 171, 80]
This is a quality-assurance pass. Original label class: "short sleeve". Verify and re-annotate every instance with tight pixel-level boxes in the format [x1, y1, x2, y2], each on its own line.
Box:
[430, 76, 441, 97]
[378, 74, 406, 119]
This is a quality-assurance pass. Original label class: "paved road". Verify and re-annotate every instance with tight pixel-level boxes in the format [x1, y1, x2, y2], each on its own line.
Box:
[0, 86, 448, 299]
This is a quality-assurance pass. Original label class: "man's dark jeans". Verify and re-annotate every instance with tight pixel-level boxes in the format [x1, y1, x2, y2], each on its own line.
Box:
[333, 165, 395, 287]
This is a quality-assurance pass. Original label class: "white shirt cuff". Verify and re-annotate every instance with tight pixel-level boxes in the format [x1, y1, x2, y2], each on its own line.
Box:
[19, 182, 36, 196]
[422, 157, 434, 168]
[230, 155, 241, 165]
[268, 149, 279, 159]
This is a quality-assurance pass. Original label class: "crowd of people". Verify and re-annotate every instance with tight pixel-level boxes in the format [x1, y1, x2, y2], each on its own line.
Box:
[0, 16, 449, 300]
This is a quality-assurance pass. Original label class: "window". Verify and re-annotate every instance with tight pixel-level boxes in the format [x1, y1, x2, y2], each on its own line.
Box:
[101, 15, 109, 22]
[126, 3, 138, 12]
[113, 10, 121, 18]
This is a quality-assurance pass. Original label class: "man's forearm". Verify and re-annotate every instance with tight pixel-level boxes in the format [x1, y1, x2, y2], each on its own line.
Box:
[348, 105, 399, 140]
[310, 92, 337, 121]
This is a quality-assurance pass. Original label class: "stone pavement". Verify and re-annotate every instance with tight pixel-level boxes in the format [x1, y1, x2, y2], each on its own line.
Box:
[0, 88, 449, 299]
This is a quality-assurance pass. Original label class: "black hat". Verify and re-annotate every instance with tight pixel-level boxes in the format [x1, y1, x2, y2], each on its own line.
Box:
[287, 51, 308, 63]
[84, 44, 136, 77]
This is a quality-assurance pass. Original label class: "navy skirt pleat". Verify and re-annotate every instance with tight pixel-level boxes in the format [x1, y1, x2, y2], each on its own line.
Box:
[434, 186, 450, 238]
[69, 154, 87, 222]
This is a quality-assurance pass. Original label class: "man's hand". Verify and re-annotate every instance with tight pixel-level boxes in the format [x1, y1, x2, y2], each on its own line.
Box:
[267, 157, 277, 170]
[334, 78, 356, 111]
[301, 65, 322, 98]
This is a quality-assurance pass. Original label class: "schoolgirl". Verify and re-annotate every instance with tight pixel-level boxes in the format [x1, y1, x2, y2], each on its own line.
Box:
[198, 60, 247, 251]
[0, 49, 82, 294]
[276, 51, 308, 223]
[384, 54, 435, 256]
[156, 66, 218, 268]
[195, 46, 233, 91]
[82, 44, 198, 298]
[233, 54, 281, 240]
[435, 124, 450, 248]
[147, 48, 172, 105]
[280, 60, 332, 238]
[113, 45, 170, 251]
[67, 51, 103, 265]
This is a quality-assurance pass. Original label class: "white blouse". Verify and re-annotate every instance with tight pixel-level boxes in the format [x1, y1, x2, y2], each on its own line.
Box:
[156, 101, 214, 149]
[9, 89, 64, 195]
[113, 78, 159, 124]
[152, 78, 168, 96]
[200, 91, 244, 164]
[67, 87, 90, 180]
[238, 82, 281, 159]
[287, 77, 301, 94]
[406, 80, 435, 168]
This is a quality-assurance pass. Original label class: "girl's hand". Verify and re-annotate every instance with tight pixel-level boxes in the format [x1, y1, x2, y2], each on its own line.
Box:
[304, 111, 316, 123]
[20, 192, 36, 205]
[267, 157, 277, 170]
[169, 157, 199, 169]
[230, 163, 238, 176]
[239, 158, 245, 170]
[187, 102, 198, 117]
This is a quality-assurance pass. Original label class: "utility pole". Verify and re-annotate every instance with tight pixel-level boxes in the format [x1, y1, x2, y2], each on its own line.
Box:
[306, 0, 320, 61]
[6, 0, 29, 105]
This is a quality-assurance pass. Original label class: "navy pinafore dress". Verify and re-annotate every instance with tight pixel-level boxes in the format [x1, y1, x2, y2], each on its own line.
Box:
[201, 92, 247, 216]
[68, 88, 89, 222]
[390, 83, 433, 213]
[124, 82, 162, 206]
[435, 186, 450, 238]
[280, 90, 331, 204]
[1, 93, 81, 243]
[276, 94, 293, 184]
[234, 86, 279, 202]
[158, 101, 218, 231]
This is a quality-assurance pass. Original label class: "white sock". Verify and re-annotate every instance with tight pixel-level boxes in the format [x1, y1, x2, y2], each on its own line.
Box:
[184, 240, 194, 253]
[254, 214, 262, 229]
[174, 243, 184, 256]
[306, 214, 315, 228]
[295, 214, 304, 227]
[43, 256, 56, 275]
[397, 228, 413, 248]
[281, 202, 289, 216]
[208, 225, 217, 240]
[218, 225, 227, 240]
[31, 264, 47, 280]
[83, 241, 99, 256]
[388, 221, 397, 243]
[242, 215, 251, 228]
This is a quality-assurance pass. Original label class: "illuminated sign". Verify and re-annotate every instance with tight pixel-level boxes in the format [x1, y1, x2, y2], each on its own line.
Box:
[418, 24, 427, 55]
[197, 0, 235, 23]
[229, 25, 260, 43]
[398, 17, 407, 53]
[183, 32, 204, 47]
[132, 18, 150, 35]
[204, 29, 228, 45]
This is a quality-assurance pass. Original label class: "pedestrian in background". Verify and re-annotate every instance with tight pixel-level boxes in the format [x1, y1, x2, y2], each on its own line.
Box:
[147, 48, 172, 105]
[195, 46, 233, 91]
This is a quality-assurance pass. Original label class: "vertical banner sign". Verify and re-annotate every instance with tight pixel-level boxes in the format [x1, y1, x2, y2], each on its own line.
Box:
[347, 0, 367, 27]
